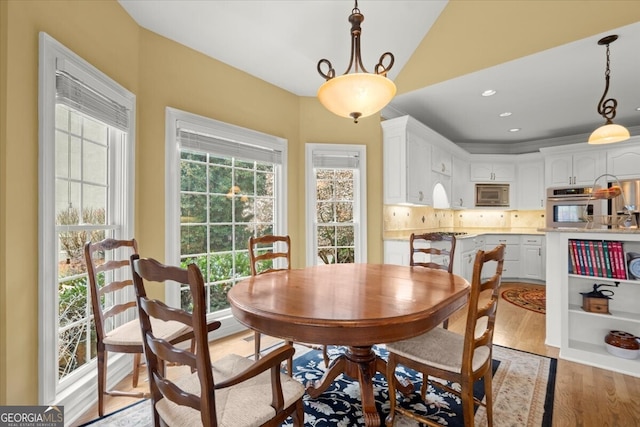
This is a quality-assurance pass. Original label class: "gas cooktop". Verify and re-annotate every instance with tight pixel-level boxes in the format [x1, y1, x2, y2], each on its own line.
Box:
[434, 231, 469, 236]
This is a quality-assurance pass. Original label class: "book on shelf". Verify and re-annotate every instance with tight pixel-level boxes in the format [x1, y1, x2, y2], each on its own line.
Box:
[568, 239, 628, 279]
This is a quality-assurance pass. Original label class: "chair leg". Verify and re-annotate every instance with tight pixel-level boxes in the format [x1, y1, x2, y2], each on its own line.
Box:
[461, 376, 475, 427]
[385, 354, 398, 427]
[484, 369, 494, 427]
[442, 318, 449, 330]
[254, 331, 261, 361]
[132, 353, 141, 388]
[322, 345, 330, 367]
[293, 399, 305, 426]
[286, 340, 293, 377]
[97, 348, 106, 417]
[420, 371, 428, 400]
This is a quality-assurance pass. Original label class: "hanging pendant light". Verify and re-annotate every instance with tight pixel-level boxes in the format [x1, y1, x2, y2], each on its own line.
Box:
[588, 35, 630, 145]
[317, 0, 396, 123]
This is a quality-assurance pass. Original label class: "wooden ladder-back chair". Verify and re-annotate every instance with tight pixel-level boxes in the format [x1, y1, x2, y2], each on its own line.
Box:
[409, 232, 457, 329]
[385, 244, 506, 427]
[84, 238, 194, 417]
[248, 234, 330, 374]
[130, 255, 305, 427]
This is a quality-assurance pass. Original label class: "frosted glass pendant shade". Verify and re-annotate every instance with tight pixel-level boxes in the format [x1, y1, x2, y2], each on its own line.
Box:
[317, 73, 396, 122]
[588, 123, 630, 144]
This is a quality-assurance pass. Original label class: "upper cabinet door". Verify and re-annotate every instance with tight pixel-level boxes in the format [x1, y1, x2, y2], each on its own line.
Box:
[470, 162, 514, 182]
[545, 152, 605, 187]
[382, 117, 432, 205]
[431, 145, 452, 176]
[406, 133, 432, 205]
[451, 156, 472, 208]
[545, 155, 573, 186]
[573, 152, 606, 186]
[607, 144, 640, 180]
[517, 160, 544, 209]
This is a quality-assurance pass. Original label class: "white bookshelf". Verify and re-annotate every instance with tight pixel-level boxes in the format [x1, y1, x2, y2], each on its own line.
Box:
[545, 229, 640, 378]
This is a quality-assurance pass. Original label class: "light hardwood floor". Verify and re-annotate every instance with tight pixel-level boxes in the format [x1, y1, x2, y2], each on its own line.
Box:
[72, 282, 640, 426]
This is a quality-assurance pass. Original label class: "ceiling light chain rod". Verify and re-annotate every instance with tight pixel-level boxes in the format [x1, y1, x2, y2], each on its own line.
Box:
[596, 35, 618, 124]
[588, 34, 629, 145]
[317, 1, 394, 81]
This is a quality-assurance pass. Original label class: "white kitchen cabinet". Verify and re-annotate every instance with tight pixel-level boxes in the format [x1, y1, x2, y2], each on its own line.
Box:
[431, 145, 452, 176]
[382, 117, 432, 205]
[383, 240, 410, 266]
[451, 156, 472, 209]
[521, 235, 545, 281]
[545, 152, 605, 187]
[470, 162, 515, 182]
[607, 143, 640, 180]
[517, 159, 545, 210]
[454, 235, 485, 283]
[485, 234, 520, 279]
[384, 238, 444, 266]
[546, 230, 640, 377]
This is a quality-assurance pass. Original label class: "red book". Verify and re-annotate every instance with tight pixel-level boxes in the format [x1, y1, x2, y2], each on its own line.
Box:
[612, 242, 627, 280]
[577, 240, 587, 276]
[568, 240, 578, 274]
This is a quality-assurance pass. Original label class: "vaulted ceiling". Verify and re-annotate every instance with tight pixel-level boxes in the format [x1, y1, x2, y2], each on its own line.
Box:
[119, 1, 640, 153]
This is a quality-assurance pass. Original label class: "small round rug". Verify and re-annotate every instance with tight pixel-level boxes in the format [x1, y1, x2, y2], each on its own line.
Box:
[501, 287, 546, 314]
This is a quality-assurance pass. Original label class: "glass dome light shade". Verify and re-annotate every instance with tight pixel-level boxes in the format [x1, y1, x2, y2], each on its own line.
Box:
[317, 73, 396, 122]
[588, 123, 630, 144]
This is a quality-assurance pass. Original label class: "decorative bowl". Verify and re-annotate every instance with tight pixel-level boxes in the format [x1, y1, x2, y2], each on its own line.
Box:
[604, 330, 640, 359]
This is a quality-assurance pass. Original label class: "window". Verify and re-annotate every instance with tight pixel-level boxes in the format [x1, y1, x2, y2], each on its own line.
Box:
[38, 33, 135, 414]
[305, 144, 367, 266]
[165, 108, 287, 337]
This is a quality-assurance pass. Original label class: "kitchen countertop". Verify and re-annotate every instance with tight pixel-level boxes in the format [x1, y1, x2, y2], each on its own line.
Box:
[540, 227, 640, 234]
[383, 227, 544, 241]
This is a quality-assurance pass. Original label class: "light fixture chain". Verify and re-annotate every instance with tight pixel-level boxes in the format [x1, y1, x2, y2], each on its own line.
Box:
[597, 40, 617, 123]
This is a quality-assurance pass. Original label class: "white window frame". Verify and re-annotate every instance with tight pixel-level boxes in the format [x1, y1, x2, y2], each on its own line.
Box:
[165, 107, 287, 339]
[305, 143, 367, 266]
[38, 32, 135, 420]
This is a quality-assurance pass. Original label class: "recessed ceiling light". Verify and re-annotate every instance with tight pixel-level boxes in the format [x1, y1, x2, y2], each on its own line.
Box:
[499, 112, 512, 117]
[509, 128, 521, 132]
[481, 90, 496, 97]
[636, 107, 640, 111]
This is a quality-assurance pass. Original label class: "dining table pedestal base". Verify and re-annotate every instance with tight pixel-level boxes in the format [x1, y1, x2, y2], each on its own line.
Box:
[305, 345, 413, 427]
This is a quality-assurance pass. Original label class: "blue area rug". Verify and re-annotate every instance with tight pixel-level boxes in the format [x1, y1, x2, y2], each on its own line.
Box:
[79, 344, 555, 427]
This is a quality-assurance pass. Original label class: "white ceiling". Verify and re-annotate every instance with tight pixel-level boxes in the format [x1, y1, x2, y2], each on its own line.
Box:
[118, 0, 640, 154]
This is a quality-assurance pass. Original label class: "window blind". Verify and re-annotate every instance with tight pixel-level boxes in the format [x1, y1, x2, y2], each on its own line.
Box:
[312, 150, 360, 169]
[178, 129, 283, 164]
[55, 71, 130, 131]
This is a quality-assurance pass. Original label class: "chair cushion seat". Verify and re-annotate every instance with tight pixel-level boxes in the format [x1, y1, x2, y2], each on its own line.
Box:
[156, 353, 305, 427]
[386, 327, 490, 374]
[103, 318, 190, 347]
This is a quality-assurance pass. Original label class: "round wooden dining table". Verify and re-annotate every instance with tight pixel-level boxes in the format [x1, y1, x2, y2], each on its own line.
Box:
[227, 263, 470, 427]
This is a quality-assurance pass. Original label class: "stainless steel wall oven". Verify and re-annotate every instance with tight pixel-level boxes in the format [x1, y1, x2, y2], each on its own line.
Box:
[546, 186, 604, 228]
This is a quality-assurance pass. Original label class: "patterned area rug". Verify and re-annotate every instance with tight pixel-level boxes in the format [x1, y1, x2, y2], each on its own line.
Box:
[501, 286, 546, 314]
[80, 344, 555, 427]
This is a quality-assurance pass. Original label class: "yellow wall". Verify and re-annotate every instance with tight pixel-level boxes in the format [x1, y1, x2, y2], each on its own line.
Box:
[0, 0, 386, 404]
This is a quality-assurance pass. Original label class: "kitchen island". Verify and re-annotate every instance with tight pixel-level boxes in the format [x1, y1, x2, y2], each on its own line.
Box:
[543, 227, 640, 377]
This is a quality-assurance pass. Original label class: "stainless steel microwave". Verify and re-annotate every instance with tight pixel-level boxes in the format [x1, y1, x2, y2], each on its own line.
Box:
[475, 183, 509, 207]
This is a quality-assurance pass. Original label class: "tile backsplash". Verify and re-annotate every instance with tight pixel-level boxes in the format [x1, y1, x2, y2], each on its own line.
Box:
[383, 205, 545, 231]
